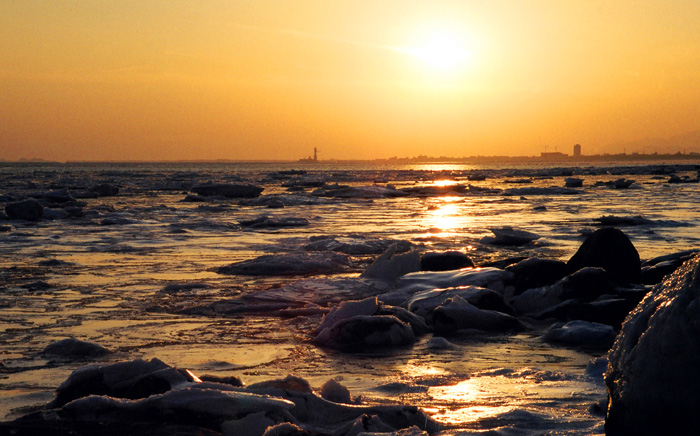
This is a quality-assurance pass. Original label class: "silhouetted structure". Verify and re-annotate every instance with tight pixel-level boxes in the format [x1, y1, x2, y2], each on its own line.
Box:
[574, 144, 582, 157]
[298, 147, 319, 163]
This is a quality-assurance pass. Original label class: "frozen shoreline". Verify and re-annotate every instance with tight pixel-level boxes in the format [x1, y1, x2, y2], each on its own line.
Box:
[2, 162, 700, 434]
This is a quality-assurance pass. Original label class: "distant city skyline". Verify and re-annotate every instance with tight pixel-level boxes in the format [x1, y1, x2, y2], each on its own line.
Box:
[2, 1, 700, 162]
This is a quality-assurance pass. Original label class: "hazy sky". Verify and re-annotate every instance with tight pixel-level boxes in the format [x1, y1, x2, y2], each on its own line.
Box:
[2, 1, 699, 161]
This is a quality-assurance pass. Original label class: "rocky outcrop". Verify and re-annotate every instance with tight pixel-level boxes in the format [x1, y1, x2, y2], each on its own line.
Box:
[568, 227, 641, 283]
[605, 254, 700, 435]
[5, 198, 44, 221]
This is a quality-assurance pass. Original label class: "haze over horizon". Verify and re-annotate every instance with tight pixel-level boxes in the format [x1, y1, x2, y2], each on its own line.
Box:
[2, 1, 699, 162]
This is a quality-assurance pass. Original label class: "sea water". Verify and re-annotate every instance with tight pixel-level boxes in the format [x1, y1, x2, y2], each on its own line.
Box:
[1, 160, 699, 434]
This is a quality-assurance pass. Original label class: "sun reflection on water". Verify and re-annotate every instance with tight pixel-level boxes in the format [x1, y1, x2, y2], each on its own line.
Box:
[427, 378, 516, 425]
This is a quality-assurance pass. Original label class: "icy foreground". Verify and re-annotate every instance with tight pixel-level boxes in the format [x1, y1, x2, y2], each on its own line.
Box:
[606, 253, 700, 434]
[9, 358, 436, 436]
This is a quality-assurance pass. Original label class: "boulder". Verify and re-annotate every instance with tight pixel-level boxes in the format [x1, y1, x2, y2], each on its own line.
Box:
[605, 254, 700, 435]
[431, 296, 525, 334]
[360, 245, 421, 284]
[42, 338, 111, 358]
[313, 315, 416, 349]
[319, 379, 352, 404]
[420, 251, 474, 271]
[5, 198, 44, 221]
[91, 183, 120, 197]
[506, 257, 571, 293]
[407, 286, 511, 321]
[564, 177, 584, 188]
[218, 252, 349, 276]
[567, 228, 641, 283]
[49, 358, 189, 408]
[191, 182, 263, 198]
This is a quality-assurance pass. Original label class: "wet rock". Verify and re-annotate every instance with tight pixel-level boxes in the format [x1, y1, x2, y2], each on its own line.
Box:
[59, 387, 295, 433]
[407, 286, 511, 321]
[420, 251, 474, 271]
[50, 358, 189, 408]
[395, 267, 513, 296]
[542, 320, 616, 349]
[91, 183, 120, 197]
[191, 182, 263, 198]
[360, 245, 421, 284]
[482, 227, 540, 246]
[39, 188, 75, 204]
[313, 315, 416, 349]
[320, 379, 352, 404]
[248, 375, 313, 393]
[641, 249, 700, 285]
[432, 296, 525, 334]
[42, 338, 111, 358]
[506, 257, 571, 294]
[567, 227, 641, 284]
[42, 207, 71, 220]
[606, 254, 700, 435]
[218, 252, 349, 276]
[5, 198, 44, 221]
[510, 267, 619, 315]
[426, 336, 455, 350]
[564, 177, 583, 188]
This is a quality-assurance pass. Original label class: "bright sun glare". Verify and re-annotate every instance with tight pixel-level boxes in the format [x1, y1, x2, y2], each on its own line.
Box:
[407, 33, 472, 69]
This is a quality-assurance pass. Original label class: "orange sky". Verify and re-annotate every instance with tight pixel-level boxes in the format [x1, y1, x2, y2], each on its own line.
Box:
[2, 1, 699, 161]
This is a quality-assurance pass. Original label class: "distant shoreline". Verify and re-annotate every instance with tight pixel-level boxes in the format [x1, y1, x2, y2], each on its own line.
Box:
[3, 152, 700, 165]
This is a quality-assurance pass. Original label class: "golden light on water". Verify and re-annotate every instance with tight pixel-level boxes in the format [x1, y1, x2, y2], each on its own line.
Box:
[427, 378, 515, 425]
[425, 196, 464, 235]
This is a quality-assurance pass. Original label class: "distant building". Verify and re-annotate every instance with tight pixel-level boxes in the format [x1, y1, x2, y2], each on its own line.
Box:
[573, 144, 581, 157]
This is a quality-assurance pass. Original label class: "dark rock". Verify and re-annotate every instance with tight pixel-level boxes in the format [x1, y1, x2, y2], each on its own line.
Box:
[313, 315, 416, 349]
[42, 338, 111, 358]
[568, 227, 641, 284]
[49, 358, 188, 408]
[42, 208, 70, 220]
[5, 199, 44, 221]
[506, 257, 571, 293]
[91, 183, 120, 197]
[564, 177, 583, 188]
[0, 225, 10, 232]
[606, 254, 700, 435]
[191, 182, 263, 198]
[432, 296, 525, 334]
[319, 379, 352, 404]
[218, 252, 349, 276]
[39, 189, 75, 204]
[420, 251, 474, 271]
[641, 249, 700, 285]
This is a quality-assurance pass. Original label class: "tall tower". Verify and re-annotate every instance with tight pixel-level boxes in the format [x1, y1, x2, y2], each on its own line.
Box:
[573, 144, 581, 157]
[313, 147, 318, 161]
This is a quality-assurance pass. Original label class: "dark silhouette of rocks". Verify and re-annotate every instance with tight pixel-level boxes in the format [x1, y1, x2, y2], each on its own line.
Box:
[420, 251, 474, 271]
[506, 257, 571, 294]
[190, 182, 263, 198]
[5, 198, 44, 221]
[606, 254, 700, 435]
[567, 228, 641, 283]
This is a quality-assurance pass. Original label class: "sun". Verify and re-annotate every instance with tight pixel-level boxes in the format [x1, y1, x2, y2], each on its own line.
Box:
[406, 32, 472, 69]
